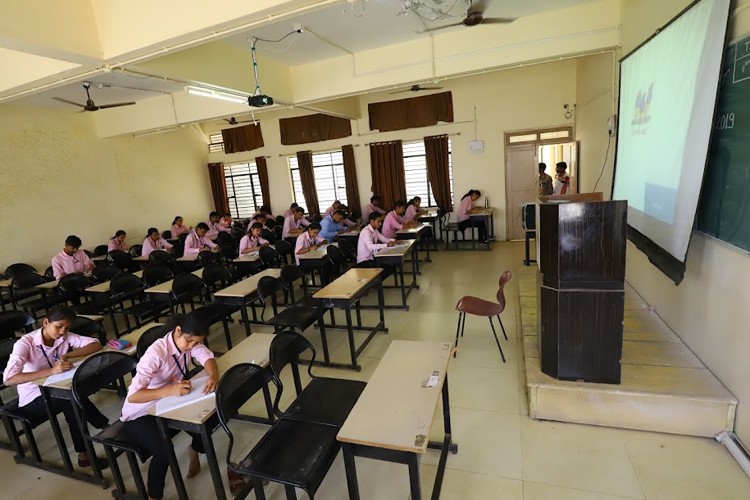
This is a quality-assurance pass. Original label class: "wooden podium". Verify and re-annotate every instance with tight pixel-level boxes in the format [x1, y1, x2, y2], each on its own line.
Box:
[538, 200, 627, 384]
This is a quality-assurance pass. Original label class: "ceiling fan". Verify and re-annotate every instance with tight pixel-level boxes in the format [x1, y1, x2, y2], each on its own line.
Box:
[424, 0, 516, 33]
[390, 84, 443, 94]
[224, 116, 258, 125]
[52, 81, 136, 112]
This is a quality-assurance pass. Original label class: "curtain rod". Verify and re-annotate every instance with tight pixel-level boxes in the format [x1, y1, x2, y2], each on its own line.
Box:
[276, 144, 361, 157]
[364, 131, 460, 146]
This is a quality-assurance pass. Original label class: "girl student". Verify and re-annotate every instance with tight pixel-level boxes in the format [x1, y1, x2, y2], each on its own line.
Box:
[171, 216, 192, 239]
[120, 312, 219, 500]
[239, 222, 271, 254]
[457, 189, 488, 244]
[403, 196, 427, 223]
[108, 229, 129, 252]
[294, 222, 326, 265]
[2, 306, 108, 468]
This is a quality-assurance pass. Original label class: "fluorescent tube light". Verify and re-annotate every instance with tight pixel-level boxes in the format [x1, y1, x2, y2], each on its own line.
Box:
[185, 86, 246, 104]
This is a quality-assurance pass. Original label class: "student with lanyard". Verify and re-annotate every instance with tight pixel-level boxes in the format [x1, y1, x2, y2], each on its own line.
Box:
[51, 234, 95, 280]
[170, 216, 191, 239]
[356, 212, 396, 278]
[3, 306, 107, 468]
[205, 211, 230, 237]
[184, 223, 219, 256]
[120, 312, 219, 500]
[294, 222, 327, 265]
[283, 202, 299, 218]
[403, 196, 427, 223]
[282, 206, 310, 239]
[239, 222, 270, 254]
[108, 230, 129, 252]
[142, 227, 174, 258]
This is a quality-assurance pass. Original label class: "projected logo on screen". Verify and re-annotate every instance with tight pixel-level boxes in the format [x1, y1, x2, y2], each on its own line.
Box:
[631, 83, 654, 131]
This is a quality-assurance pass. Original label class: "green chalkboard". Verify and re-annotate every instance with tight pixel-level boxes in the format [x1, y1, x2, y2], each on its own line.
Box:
[697, 34, 750, 250]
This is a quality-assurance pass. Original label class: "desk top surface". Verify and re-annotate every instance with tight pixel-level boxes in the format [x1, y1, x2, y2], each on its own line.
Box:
[85, 270, 144, 293]
[144, 269, 203, 294]
[233, 253, 261, 263]
[214, 268, 281, 298]
[471, 208, 493, 216]
[374, 240, 414, 259]
[132, 255, 149, 261]
[396, 223, 431, 235]
[176, 254, 200, 262]
[337, 340, 452, 453]
[298, 242, 337, 260]
[313, 268, 382, 299]
[35, 280, 59, 289]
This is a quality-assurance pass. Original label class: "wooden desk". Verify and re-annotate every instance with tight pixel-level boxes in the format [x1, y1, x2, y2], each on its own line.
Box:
[470, 207, 494, 250]
[374, 240, 418, 310]
[298, 242, 337, 286]
[214, 268, 281, 337]
[35, 280, 59, 290]
[418, 208, 440, 242]
[176, 254, 200, 262]
[144, 269, 203, 295]
[85, 270, 144, 294]
[396, 223, 433, 271]
[132, 255, 149, 262]
[312, 268, 387, 371]
[338, 340, 456, 500]
[151, 333, 275, 500]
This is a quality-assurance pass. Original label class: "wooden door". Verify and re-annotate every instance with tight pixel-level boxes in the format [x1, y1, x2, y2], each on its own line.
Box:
[505, 145, 537, 240]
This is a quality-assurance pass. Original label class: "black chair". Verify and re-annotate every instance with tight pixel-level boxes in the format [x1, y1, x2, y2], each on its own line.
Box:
[161, 230, 172, 240]
[197, 250, 222, 268]
[261, 228, 276, 245]
[273, 225, 283, 242]
[129, 245, 143, 258]
[70, 315, 107, 344]
[0, 273, 11, 311]
[265, 219, 276, 230]
[0, 311, 36, 407]
[93, 245, 109, 257]
[337, 237, 357, 265]
[92, 263, 123, 283]
[136, 325, 167, 359]
[84, 250, 95, 259]
[216, 363, 340, 500]
[110, 274, 168, 334]
[202, 263, 236, 299]
[148, 250, 175, 269]
[11, 273, 54, 316]
[107, 250, 136, 273]
[275, 240, 294, 266]
[217, 233, 239, 262]
[279, 265, 312, 306]
[170, 273, 205, 313]
[259, 246, 282, 269]
[275, 215, 286, 227]
[257, 276, 319, 335]
[58, 273, 108, 317]
[311, 214, 323, 223]
[4, 263, 36, 279]
[71, 352, 149, 498]
[43, 266, 56, 282]
[270, 331, 366, 427]
[326, 245, 349, 281]
[142, 263, 174, 288]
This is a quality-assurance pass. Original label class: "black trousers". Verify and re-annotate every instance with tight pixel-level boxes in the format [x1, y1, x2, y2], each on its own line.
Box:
[17, 396, 90, 452]
[122, 415, 204, 500]
[459, 219, 487, 241]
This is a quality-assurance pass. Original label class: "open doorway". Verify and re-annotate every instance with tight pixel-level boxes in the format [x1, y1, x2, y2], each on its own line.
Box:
[538, 143, 578, 195]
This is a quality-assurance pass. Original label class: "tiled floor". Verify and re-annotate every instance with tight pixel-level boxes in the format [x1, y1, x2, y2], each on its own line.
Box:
[1, 241, 749, 499]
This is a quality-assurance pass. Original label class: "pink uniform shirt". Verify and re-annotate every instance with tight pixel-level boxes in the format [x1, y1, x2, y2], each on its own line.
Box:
[457, 196, 474, 222]
[206, 220, 230, 235]
[294, 231, 325, 265]
[239, 235, 269, 254]
[170, 224, 190, 239]
[108, 238, 128, 253]
[404, 205, 419, 223]
[357, 224, 390, 263]
[120, 331, 214, 422]
[142, 237, 174, 258]
[283, 209, 295, 218]
[324, 205, 337, 217]
[184, 232, 217, 256]
[51, 249, 93, 280]
[362, 203, 386, 223]
[3, 328, 99, 407]
[282, 215, 310, 239]
[382, 211, 404, 239]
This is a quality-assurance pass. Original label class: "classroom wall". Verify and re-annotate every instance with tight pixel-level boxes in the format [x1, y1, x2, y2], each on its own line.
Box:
[207, 59, 578, 239]
[617, 0, 750, 445]
[0, 104, 212, 271]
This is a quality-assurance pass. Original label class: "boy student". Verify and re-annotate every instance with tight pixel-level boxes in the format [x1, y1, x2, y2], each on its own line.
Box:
[206, 211, 230, 236]
[382, 200, 417, 239]
[538, 163, 554, 196]
[184, 223, 218, 256]
[283, 203, 299, 218]
[362, 195, 387, 223]
[141, 227, 174, 258]
[282, 206, 310, 239]
[294, 223, 327, 265]
[319, 210, 350, 242]
[52, 235, 95, 280]
[357, 212, 396, 273]
[554, 161, 571, 195]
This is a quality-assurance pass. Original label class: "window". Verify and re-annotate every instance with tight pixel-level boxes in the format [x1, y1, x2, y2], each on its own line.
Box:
[224, 162, 264, 218]
[288, 150, 347, 211]
[402, 139, 453, 207]
[209, 132, 224, 153]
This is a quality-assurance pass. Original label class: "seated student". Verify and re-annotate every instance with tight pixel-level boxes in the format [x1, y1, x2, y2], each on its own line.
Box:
[282, 207, 310, 239]
[457, 189, 488, 244]
[120, 313, 219, 500]
[142, 227, 174, 258]
[338, 204, 358, 228]
[205, 211, 230, 237]
[252, 213, 270, 230]
[170, 216, 192, 239]
[52, 235, 95, 280]
[403, 196, 427, 223]
[3, 306, 107, 468]
[108, 230, 129, 253]
[382, 200, 417, 239]
[294, 223, 327, 265]
[283, 203, 299, 218]
[323, 200, 343, 218]
[184, 223, 218, 256]
[239, 223, 270, 255]
[320, 210, 349, 242]
[357, 212, 395, 272]
[362, 195, 386, 222]
[219, 212, 233, 229]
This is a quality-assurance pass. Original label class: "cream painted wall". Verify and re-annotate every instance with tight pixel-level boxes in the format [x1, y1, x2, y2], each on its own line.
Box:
[0, 105, 213, 271]
[207, 60, 577, 239]
[617, 0, 750, 445]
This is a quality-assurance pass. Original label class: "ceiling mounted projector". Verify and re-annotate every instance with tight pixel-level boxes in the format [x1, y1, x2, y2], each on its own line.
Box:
[248, 94, 273, 107]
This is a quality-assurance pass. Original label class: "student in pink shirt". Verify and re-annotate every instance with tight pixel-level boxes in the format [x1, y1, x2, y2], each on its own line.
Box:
[206, 211, 230, 236]
[382, 200, 417, 239]
[357, 212, 395, 264]
[120, 313, 219, 500]
[219, 212, 233, 229]
[338, 204, 358, 228]
[239, 223, 270, 254]
[256, 204, 274, 220]
[457, 189, 488, 243]
[3, 306, 106, 468]
[142, 227, 174, 258]
[170, 216, 191, 239]
[184, 223, 218, 256]
[403, 196, 427, 223]
[283, 203, 299, 218]
[362, 195, 386, 223]
[282, 207, 310, 239]
[51, 235, 95, 280]
[294, 223, 327, 265]
[108, 230, 129, 253]
[324, 200, 342, 218]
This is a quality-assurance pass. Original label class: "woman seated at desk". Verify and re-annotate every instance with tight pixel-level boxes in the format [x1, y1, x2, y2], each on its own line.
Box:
[403, 196, 428, 223]
[142, 227, 174, 258]
[239, 222, 270, 254]
[170, 216, 191, 239]
[108, 230, 129, 253]
[457, 189, 488, 244]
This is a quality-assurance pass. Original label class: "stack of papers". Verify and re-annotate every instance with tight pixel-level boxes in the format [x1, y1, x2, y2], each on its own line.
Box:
[155, 376, 215, 415]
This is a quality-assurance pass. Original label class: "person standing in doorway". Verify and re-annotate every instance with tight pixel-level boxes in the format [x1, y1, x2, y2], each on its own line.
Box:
[538, 163, 554, 196]
[554, 161, 571, 195]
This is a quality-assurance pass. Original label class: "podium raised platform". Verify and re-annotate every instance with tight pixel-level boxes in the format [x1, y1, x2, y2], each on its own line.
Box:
[518, 267, 737, 437]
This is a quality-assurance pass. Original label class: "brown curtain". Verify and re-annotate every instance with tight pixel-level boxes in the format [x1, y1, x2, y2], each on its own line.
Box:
[296, 150, 320, 216]
[222, 123, 264, 154]
[368, 91, 454, 132]
[207, 162, 230, 214]
[280, 113, 352, 145]
[341, 145, 362, 217]
[424, 135, 453, 213]
[255, 156, 271, 210]
[369, 141, 407, 211]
